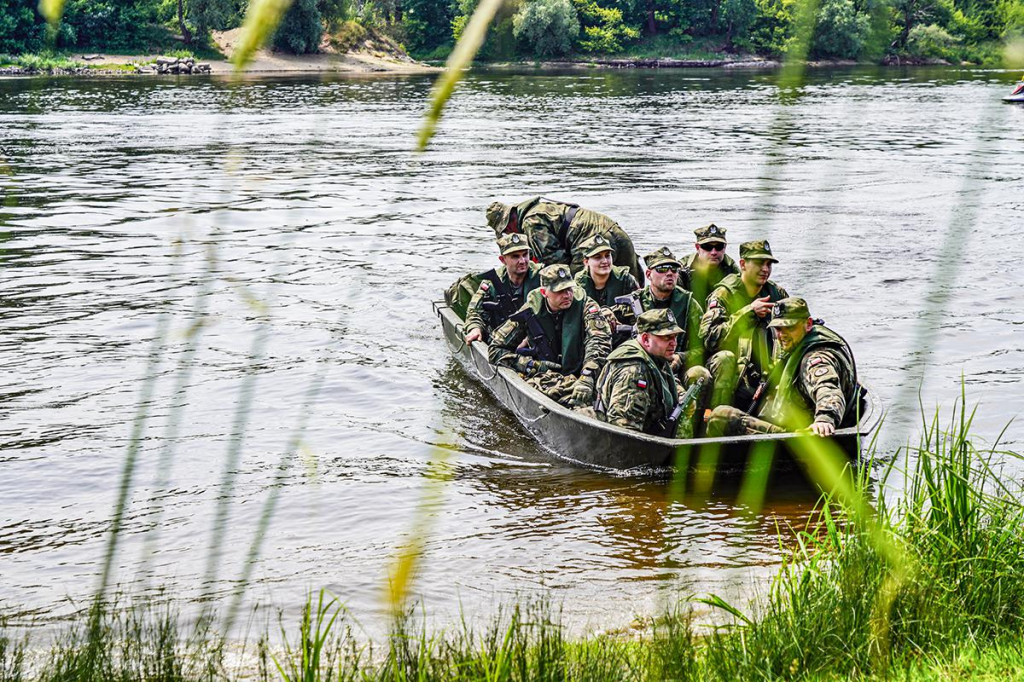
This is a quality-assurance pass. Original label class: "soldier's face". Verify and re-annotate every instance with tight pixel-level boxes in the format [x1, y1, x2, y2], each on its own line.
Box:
[500, 250, 531, 277]
[647, 265, 678, 295]
[642, 332, 678, 360]
[542, 287, 574, 311]
[585, 250, 613, 277]
[774, 319, 812, 352]
[740, 258, 772, 287]
[696, 241, 726, 265]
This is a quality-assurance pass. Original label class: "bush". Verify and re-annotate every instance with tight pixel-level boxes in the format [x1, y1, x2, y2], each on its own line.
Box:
[273, 0, 323, 54]
[748, 0, 795, 56]
[0, 0, 49, 53]
[61, 0, 158, 51]
[906, 23, 958, 59]
[811, 0, 871, 58]
[572, 0, 639, 53]
[513, 0, 580, 57]
[328, 19, 366, 52]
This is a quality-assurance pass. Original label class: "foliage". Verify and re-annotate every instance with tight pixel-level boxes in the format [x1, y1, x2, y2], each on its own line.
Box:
[907, 21, 960, 56]
[573, 0, 640, 53]
[0, 0, 51, 53]
[513, 0, 580, 57]
[403, 0, 454, 55]
[452, 0, 520, 61]
[61, 0, 160, 51]
[812, 0, 872, 58]
[272, 0, 323, 53]
[329, 18, 366, 51]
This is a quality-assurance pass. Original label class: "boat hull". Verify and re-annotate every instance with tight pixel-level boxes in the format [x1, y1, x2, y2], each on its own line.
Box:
[435, 301, 881, 473]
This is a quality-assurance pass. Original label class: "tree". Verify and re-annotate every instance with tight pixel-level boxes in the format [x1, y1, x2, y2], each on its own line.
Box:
[513, 0, 580, 56]
[812, 0, 871, 58]
[273, 0, 323, 53]
[403, 0, 454, 54]
[0, 0, 49, 53]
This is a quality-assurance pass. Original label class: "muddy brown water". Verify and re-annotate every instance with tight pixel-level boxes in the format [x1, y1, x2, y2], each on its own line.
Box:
[1, 66, 1023, 637]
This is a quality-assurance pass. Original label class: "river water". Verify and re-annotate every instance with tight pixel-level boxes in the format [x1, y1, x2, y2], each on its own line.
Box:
[2, 66, 1023, 637]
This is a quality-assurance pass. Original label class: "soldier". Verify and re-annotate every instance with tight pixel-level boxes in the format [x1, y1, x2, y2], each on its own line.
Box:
[706, 297, 858, 437]
[678, 223, 740, 306]
[700, 240, 789, 408]
[593, 309, 711, 438]
[485, 197, 644, 284]
[488, 264, 611, 407]
[464, 232, 543, 344]
[624, 247, 704, 374]
[573, 233, 640, 337]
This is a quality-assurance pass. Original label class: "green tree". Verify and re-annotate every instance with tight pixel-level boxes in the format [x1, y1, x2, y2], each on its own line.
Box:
[61, 0, 159, 51]
[403, 0, 454, 54]
[513, 0, 580, 56]
[0, 0, 49, 53]
[572, 0, 639, 52]
[812, 0, 871, 58]
[273, 0, 323, 52]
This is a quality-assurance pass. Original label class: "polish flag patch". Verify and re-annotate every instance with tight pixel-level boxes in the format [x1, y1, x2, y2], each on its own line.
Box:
[637, 379, 648, 388]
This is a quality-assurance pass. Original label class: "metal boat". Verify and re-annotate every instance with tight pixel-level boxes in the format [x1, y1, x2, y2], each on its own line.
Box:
[435, 300, 882, 473]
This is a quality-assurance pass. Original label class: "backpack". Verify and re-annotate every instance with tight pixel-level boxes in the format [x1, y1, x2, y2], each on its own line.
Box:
[444, 272, 484, 319]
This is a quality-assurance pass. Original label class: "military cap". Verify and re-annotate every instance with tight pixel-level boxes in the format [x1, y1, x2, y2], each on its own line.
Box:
[486, 201, 513, 238]
[694, 223, 727, 245]
[636, 308, 684, 337]
[739, 239, 779, 263]
[644, 246, 681, 269]
[497, 232, 530, 256]
[580, 233, 613, 258]
[768, 297, 811, 328]
[540, 264, 575, 293]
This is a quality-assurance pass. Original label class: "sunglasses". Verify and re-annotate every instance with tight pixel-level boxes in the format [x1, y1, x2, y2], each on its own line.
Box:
[653, 264, 679, 273]
[700, 242, 726, 252]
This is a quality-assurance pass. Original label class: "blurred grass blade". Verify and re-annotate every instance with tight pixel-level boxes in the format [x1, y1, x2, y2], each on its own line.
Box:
[233, 0, 294, 71]
[417, 0, 506, 151]
[37, 0, 65, 25]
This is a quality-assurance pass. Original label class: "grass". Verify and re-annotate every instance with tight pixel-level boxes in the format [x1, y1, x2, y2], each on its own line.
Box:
[0, 53, 84, 71]
[3, 403, 1024, 680]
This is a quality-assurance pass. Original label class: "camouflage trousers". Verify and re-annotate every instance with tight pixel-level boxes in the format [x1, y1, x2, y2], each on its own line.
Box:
[677, 365, 712, 439]
[526, 371, 579, 406]
[706, 350, 758, 409]
[705, 405, 785, 437]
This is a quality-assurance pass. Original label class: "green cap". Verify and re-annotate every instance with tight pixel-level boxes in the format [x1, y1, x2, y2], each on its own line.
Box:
[767, 297, 810, 328]
[540, 264, 575, 293]
[694, 223, 727, 245]
[497, 232, 530, 256]
[486, 201, 513, 238]
[739, 239, 778, 263]
[636, 308, 684, 336]
[644, 246, 681, 269]
[580, 233, 613, 258]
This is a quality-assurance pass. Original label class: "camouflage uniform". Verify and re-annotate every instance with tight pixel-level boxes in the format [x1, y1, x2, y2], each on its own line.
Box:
[678, 224, 740, 307]
[574, 234, 640, 346]
[594, 309, 710, 438]
[463, 233, 543, 342]
[486, 197, 644, 284]
[707, 298, 858, 437]
[488, 265, 612, 405]
[700, 240, 788, 407]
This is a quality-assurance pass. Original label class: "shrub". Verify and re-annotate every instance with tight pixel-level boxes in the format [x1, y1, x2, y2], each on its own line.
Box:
[273, 0, 323, 54]
[572, 0, 639, 53]
[513, 0, 580, 57]
[0, 0, 49, 53]
[812, 0, 871, 59]
[907, 22, 958, 58]
[329, 19, 366, 52]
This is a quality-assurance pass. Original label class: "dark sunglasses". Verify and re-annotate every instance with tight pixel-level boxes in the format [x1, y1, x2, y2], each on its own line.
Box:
[700, 242, 726, 252]
[653, 264, 679, 273]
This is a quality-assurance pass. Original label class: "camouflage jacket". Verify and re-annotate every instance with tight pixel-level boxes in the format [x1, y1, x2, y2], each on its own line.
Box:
[464, 262, 543, 340]
[594, 339, 680, 435]
[574, 265, 640, 320]
[512, 197, 644, 284]
[628, 286, 705, 370]
[700, 274, 788, 378]
[487, 287, 612, 376]
[757, 325, 857, 430]
[678, 252, 740, 307]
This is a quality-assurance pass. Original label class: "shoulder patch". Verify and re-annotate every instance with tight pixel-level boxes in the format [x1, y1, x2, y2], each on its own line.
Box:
[813, 366, 830, 377]
[588, 305, 599, 314]
[480, 280, 491, 291]
[708, 300, 719, 309]
[637, 379, 648, 389]
[808, 356, 822, 367]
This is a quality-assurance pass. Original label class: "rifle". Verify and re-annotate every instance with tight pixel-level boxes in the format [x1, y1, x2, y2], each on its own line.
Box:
[656, 376, 706, 438]
[509, 307, 559, 364]
[613, 294, 644, 336]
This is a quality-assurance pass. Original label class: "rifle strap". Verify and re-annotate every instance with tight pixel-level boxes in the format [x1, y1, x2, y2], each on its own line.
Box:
[558, 205, 579, 247]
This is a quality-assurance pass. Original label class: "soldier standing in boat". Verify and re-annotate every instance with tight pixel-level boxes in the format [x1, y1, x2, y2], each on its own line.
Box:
[700, 240, 789, 409]
[706, 297, 858, 437]
[464, 233, 543, 344]
[485, 197, 645, 285]
[573, 234, 640, 344]
[678, 223, 740, 306]
[488, 264, 612, 408]
[592, 309, 709, 439]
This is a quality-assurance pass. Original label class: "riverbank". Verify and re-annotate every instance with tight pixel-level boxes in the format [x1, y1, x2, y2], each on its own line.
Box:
[4, 403, 1023, 680]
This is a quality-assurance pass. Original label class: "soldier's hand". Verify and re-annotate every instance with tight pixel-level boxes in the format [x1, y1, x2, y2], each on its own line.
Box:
[669, 353, 683, 372]
[464, 328, 483, 345]
[810, 420, 835, 437]
[569, 374, 596, 407]
[601, 308, 618, 328]
[515, 356, 539, 376]
[752, 296, 773, 318]
[536, 360, 562, 374]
